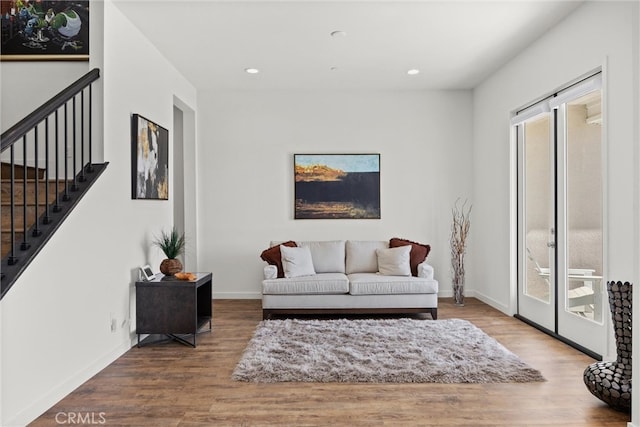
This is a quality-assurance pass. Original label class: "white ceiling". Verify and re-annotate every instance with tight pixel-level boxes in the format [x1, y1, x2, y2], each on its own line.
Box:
[114, 0, 583, 91]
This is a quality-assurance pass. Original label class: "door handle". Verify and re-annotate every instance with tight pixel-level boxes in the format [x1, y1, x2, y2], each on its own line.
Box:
[547, 242, 556, 248]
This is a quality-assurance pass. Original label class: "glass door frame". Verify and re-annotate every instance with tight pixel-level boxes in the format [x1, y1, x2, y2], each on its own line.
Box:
[555, 93, 607, 355]
[512, 71, 608, 360]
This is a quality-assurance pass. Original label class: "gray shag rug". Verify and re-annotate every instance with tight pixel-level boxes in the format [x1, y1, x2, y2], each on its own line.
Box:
[232, 318, 545, 383]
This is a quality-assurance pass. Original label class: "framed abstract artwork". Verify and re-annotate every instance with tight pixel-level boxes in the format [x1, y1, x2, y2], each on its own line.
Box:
[131, 114, 169, 200]
[0, 1, 90, 61]
[294, 154, 380, 219]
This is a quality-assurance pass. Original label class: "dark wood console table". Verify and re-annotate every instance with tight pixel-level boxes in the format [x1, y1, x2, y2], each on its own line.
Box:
[135, 272, 212, 347]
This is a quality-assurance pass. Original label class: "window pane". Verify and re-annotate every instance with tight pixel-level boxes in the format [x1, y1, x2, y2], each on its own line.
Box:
[524, 115, 551, 303]
[565, 90, 604, 323]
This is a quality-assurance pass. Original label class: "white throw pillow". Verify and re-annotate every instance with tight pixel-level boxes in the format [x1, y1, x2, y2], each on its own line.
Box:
[376, 246, 411, 276]
[280, 245, 316, 278]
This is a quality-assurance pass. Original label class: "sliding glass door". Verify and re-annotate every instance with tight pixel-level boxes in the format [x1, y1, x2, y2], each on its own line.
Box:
[515, 73, 606, 358]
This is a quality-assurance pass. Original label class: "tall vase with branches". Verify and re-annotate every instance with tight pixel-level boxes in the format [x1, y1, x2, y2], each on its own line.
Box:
[451, 199, 472, 306]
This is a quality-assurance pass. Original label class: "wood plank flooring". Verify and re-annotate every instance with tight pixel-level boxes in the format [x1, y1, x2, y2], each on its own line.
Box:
[30, 298, 630, 426]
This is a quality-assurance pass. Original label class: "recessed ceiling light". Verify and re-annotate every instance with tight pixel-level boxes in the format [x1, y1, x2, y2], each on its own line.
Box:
[245, 68, 260, 74]
[330, 30, 347, 38]
[407, 69, 420, 75]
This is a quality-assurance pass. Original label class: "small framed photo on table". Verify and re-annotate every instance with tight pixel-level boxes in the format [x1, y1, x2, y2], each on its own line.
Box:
[140, 265, 155, 281]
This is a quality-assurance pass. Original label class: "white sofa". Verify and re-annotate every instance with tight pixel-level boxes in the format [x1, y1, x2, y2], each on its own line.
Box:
[261, 240, 439, 320]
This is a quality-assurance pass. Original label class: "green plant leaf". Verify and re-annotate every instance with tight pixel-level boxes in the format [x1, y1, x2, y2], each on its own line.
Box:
[152, 227, 186, 259]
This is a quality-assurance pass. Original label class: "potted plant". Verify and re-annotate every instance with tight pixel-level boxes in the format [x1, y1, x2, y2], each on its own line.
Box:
[153, 226, 186, 277]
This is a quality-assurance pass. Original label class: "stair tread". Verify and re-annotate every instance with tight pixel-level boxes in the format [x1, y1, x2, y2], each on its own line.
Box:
[2, 201, 66, 206]
[1, 180, 69, 183]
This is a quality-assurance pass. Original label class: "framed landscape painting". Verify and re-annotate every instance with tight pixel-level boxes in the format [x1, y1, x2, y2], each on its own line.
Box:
[0, 1, 90, 61]
[294, 154, 380, 219]
[131, 114, 169, 200]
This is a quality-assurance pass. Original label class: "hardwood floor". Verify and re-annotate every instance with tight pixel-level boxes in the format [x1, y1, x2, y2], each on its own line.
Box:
[31, 298, 630, 426]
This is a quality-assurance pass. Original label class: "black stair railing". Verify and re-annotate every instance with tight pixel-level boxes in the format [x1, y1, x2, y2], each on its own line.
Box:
[0, 68, 108, 299]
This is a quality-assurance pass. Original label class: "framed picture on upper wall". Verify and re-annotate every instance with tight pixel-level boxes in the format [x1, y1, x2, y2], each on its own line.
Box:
[0, 1, 90, 61]
[131, 114, 169, 200]
[294, 154, 381, 219]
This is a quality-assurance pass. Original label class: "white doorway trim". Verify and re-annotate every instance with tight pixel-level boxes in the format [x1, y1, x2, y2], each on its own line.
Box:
[173, 96, 198, 271]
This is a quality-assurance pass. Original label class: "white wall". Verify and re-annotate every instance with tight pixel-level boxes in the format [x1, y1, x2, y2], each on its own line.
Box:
[472, 0, 638, 311]
[0, 60, 90, 170]
[0, 1, 197, 425]
[198, 89, 473, 298]
[0, 62, 89, 132]
[472, 1, 639, 424]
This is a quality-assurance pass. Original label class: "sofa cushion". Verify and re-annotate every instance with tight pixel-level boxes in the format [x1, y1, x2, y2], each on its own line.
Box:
[389, 237, 431, 277]
[297, 240, 346, 273]
[280, 245, 316, 278]
[346, 240, 388, 274]
[260, 241, 297, 278]
[376, 246, 411, 276]
[348, 273, 438, 295]
[263, 273, 349, 295]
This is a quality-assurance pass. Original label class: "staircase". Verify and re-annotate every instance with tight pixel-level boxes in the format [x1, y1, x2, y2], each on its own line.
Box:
[1, 164, 68, 258]
[0, 68, 108, 299]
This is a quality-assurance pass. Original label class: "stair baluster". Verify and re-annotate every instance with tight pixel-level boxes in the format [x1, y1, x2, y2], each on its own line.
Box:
[33, 124, 41, 237]
[87, 85, 94, 173]
[8, 145, 17, 266]
[43, 117, 51, 225]
[71, 96, 78, 192]
[79, 90, 86, 182]
[53, 110, 61, 213]
[20, 135, 29, 251]
[63, 102, 70, 202]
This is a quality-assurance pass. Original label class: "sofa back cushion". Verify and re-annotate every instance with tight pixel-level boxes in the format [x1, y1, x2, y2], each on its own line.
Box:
[297, 240, 346, 273]
[346, 240, 388, 274]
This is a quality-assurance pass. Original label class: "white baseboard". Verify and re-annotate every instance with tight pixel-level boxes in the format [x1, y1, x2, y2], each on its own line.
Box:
[438, 289, 454, 298]
[5, 341, 131, 427]
[470, 290, 511, 315]
[438, 289, 510, 315]
[628, 422, 637, 427]
[213, 291, 261, 299]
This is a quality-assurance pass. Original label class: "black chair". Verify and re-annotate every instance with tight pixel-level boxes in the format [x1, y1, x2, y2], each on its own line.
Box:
[583, 281, 632, 412]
